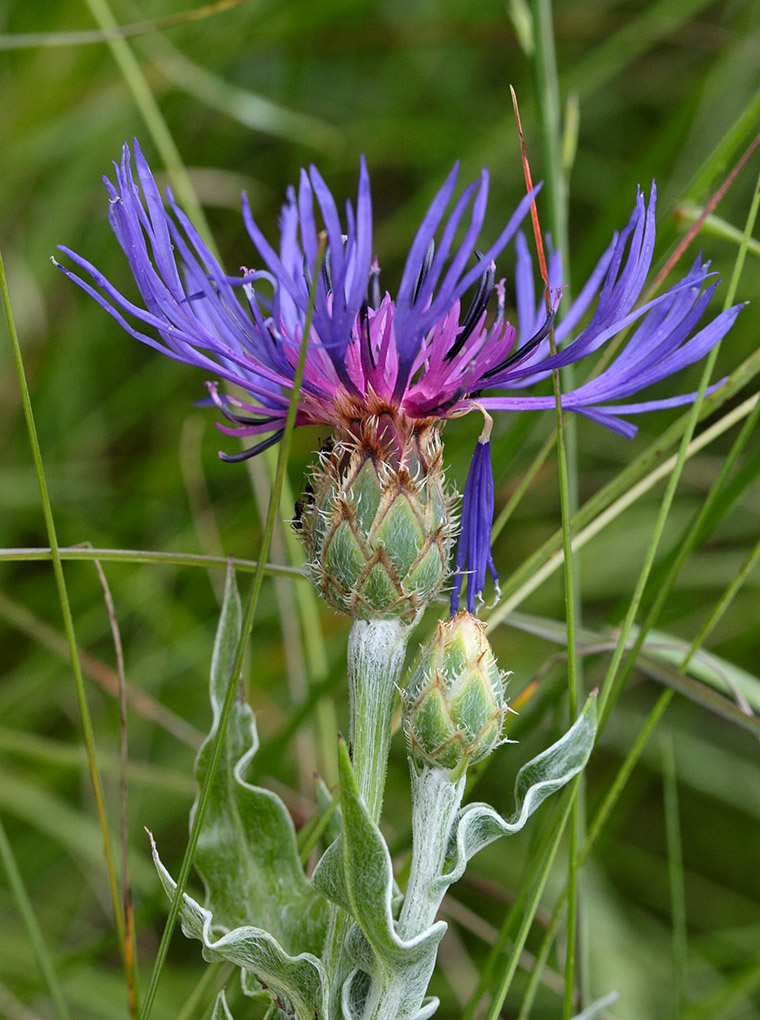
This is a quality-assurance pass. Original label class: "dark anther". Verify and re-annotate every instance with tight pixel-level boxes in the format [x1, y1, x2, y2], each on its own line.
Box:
[412, 239, 436, 304]
[321, 246, 334, 294]
[359, 301, 376, 369]
[445, 252, 495, 361]
[409, 386, 464, 418]
[368, 262, 381, 310]
[215, 401, 281, 428]
[219, 428, 285, 462]
[302, 255, 313, 291]
[481, 309, 556, 380]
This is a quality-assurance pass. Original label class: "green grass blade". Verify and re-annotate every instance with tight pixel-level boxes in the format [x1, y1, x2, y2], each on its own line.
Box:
[0, 814, 72, 1020]
[596, 340, 726, 724]
[140, 33, 339, 152]
[81, 0, 213, 242]
[1, 248, 127, 950]
[529, 4, 582, 1008]
[661, 733, 688, 1018]
[0, 546, 305, 577]
[0, 0, 249, 48]
[487, 392, 760, 628]
[598, 159, 760, 727]
[482, 780, 581, 1020]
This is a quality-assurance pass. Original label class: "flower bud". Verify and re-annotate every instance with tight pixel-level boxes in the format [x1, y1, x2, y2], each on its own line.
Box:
[298, 410, 455, 624]
[403, 611, 508, 771]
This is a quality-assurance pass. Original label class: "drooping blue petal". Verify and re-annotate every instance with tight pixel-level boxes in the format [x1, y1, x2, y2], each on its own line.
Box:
[450, 439, 499, 615]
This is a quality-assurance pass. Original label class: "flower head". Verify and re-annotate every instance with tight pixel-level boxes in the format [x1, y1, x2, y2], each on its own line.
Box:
[56, 141, 741, 614]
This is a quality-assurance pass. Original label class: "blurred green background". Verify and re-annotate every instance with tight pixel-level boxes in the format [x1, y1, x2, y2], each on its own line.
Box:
[1, 0, 760, 1018]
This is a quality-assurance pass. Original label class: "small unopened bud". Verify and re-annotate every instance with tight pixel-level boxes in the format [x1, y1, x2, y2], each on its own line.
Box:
[298, 409, 455, 623]
[403, 611, 509, 772]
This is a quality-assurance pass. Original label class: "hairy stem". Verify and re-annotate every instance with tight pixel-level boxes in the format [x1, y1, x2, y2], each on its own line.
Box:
[323, 618, 412, 1019]
[348, 619, 410, 822]
[397, 766, 465, 941]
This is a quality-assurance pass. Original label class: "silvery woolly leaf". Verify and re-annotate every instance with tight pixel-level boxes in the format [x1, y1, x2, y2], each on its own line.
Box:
[341, 968, 372, 1020]
[340, 968, 440, 1020]
[314, 741, 444, 966]
[240, 968, 272, 1003]
[192, 564, 328, 956]
[313, 741, 444, 1020]
[210, 989, 235, 1020]
[440, 693, 597, 888]
[151, 834, 328, 1020]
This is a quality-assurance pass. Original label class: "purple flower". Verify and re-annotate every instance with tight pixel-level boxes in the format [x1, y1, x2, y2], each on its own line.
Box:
[56, 141, 741, 613]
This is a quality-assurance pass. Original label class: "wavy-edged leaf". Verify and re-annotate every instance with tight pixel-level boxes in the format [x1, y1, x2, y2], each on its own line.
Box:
[441, 693, 597, 888]
[151, 834, 328, 1020]
[313, 741, 444, 1020]
[193, 563, 328, 955]
[314, 741, 445, 967]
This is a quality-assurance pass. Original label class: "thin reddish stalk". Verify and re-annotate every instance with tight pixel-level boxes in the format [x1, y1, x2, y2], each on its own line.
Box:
[511, 85, 551, 297]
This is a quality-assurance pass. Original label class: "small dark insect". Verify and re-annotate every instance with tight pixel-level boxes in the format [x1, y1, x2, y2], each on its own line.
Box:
[292, 478, 314, 532]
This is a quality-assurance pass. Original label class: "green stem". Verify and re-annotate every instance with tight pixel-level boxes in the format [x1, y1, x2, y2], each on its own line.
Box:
[482, 779, 580, 1020]
[614, 395, 760, 711]
[0, 545, 304, 577]
[1, 249, 126, 951]
[516, 504, 760, 1018]
[597, 160, 760, 731]
[531, 0, 580, 998]
[460, 799, 564, 1020]
[531, 0, 569, 263]
[321, 906, 354, 1020]
[0, 814, 72, 1020]
[397, 766, 465, 940]
[517, 690, 673, 1018]
[82, 0, 214, 243]
[518, 518, 760, 1020]
[322, 618, 412, 1019]
[175, 962, 231, 1020]
[661, 733, 687, 1018]
[487, 392, 757, 630]
[689, 537, 760, 656]
[348, 619, 410, 822]
[491, 430, 554, 543]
